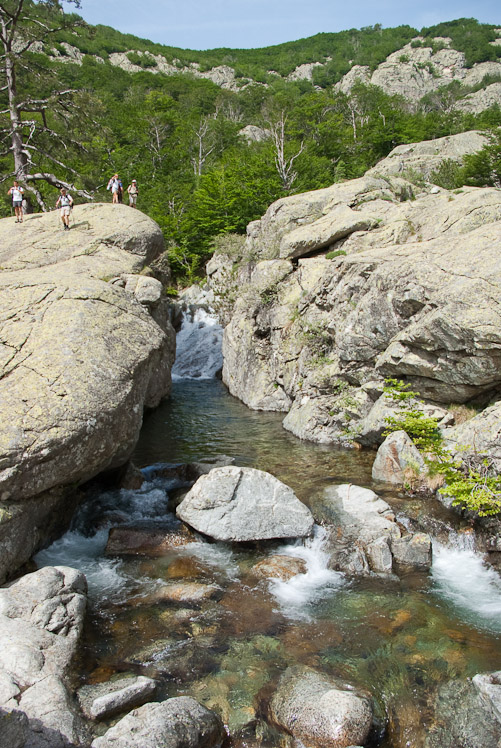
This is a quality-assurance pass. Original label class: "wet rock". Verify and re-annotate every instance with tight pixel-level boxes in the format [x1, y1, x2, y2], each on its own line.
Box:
[472, 671, 501, 721]
[372, 430, 426, 484]
[147, 582, 220, 605]
[176, 466, 314, 542]
[251, 555, 307, 580]
[324, 485, 432, 575]
[269, 665, 373, 748]
[391, 533, 432, 568]
[426, 673, 501, 748]
[78, 674, 156, 720]
[91, 696, 226, 748]
[105, 523, 196, 556]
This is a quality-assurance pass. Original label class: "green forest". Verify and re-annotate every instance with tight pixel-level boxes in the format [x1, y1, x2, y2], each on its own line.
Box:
[1, 3, 500, 283]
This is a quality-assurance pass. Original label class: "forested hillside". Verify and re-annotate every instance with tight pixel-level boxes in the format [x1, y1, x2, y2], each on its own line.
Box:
[1, 4, 500, 282]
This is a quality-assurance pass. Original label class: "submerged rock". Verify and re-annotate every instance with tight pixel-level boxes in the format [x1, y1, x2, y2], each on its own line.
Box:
[251, 555, 307, 580]
[176, 466, 314, 542]
[78, 674, 156, 720]
[269, 665, 373, 748]
[105, 523, 196, 556]
[91, 696, 226, 748]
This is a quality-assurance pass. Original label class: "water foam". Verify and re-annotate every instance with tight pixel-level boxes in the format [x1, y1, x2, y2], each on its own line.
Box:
[172, 308, 223, 380]
[432, 540, 501, 632]
[268, 525, 345, 620]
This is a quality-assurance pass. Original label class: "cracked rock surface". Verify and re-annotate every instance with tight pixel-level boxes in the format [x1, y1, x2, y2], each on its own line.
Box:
[0, 203, 176, 582]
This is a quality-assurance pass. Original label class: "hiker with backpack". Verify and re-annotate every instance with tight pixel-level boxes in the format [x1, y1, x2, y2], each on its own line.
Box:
[55, 188, 73, 230]
[127, 179, 139, 208]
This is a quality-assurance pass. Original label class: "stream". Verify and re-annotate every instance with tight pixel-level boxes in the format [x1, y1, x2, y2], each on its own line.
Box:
[35, 310, 501, 747]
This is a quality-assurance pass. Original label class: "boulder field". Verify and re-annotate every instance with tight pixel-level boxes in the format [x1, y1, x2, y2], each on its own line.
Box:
[0, 204, 176, 582]
[206, 133, 501, 461]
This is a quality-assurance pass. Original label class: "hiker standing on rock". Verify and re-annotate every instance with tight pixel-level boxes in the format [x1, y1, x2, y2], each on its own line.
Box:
[107, 174, 122, 204]
[7, 180, 24, 223]
[127, 179, 138, 208]
[55, 188, 73, 230]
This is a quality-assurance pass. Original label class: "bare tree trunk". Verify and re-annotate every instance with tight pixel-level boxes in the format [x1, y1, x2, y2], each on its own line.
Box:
[269, 112, 304, 191]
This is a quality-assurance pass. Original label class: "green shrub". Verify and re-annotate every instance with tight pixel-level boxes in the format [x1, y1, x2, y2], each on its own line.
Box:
[326, 249, 347, 259]
[383, 379, 501, 516]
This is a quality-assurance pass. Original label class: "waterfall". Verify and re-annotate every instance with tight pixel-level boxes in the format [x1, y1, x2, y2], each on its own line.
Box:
[432, 532, 501, 632]
[172, 307, 223, 380]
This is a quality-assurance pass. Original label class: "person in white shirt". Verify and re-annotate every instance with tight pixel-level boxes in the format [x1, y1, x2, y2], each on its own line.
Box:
[7, 180, 24, 223]
[127, 179, 138, 208]
[55, 188, 73, 230]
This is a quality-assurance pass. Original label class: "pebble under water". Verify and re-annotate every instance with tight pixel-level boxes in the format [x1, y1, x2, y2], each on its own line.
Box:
[36, 317, 501, 748]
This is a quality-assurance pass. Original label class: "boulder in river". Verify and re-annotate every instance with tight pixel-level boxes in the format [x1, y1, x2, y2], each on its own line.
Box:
[91, 696, 226, 748]
[78, 674, 157, 720]
[372, 430, 426, 485]
[176, 466, 314, 542]
[269, 665, 373, 748]
[0, 204, 176, 583]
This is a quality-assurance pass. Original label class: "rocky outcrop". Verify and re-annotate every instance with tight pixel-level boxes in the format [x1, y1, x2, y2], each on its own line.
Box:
[91, 696, 226, 748]
[0, 204, 176, 582]
[208, 151, 501, 446]
[444, 400, 501, 472]
[269, 665, 373, 748]
[322, 485, 432, 574]
[176, 466, 314, 541]
[0, 566, 89, 747]
[336, 35, 501, 110]
[366, 130, 488, 179]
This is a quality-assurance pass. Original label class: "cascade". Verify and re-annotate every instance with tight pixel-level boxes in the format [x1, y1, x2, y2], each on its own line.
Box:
[171, 307, 223, 380]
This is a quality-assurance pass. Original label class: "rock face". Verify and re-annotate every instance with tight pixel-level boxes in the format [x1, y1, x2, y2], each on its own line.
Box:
[176, 466, 314, 541]
[366, 130, 488, 179]
[208, 148, 501, 447]
[323, 485, 432, 574]
[269, 665, 373, 748]
[0, 204, 176, 582]
[91, 696, 226, 748]
[372, 430, 426, 484]
[0, 566, 89, 747]
[444, 400, 501, 471]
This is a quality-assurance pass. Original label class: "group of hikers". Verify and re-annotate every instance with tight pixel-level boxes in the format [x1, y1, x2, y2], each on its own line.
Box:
[7, 174, 139, 231]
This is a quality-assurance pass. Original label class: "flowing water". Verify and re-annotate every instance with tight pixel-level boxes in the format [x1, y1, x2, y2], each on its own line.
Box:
[35, 313, 501, 747]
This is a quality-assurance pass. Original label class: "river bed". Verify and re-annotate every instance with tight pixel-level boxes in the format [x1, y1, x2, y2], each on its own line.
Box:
[35, 314, 501, 747]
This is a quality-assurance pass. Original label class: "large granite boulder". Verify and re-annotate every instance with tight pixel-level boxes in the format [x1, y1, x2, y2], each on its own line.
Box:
[91, 696, 225, 748]
[269, 665, 373, 748]
[176, 466, 314, 541]
[211, 171, 501, 448]
[0, 566, 89, 747]
[0, 204, 176, 582]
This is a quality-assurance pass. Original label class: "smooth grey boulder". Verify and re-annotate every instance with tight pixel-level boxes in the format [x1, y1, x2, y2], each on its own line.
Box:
[91, 696, 226, 748]
[372, 430, 426, 484]
[78, 675, 157, 720]
[269, 665, 373, 748]
[391, 533, 432, 568]
[0, 204, 176, 583]
[176, 466, 314, 542]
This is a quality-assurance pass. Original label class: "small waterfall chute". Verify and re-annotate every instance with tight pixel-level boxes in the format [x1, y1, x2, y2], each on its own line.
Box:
[172, 306, 223, 381]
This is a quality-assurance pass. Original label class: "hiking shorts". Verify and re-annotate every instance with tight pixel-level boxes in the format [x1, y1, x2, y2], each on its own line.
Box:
[60, 206, 71, 216]
[13, 200, 22, 208]
[129, 195, 137, 206]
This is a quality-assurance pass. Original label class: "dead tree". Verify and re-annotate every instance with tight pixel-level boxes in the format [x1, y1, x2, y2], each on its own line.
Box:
[269, 112, 304, 191]
[0, 0, 93, 208]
